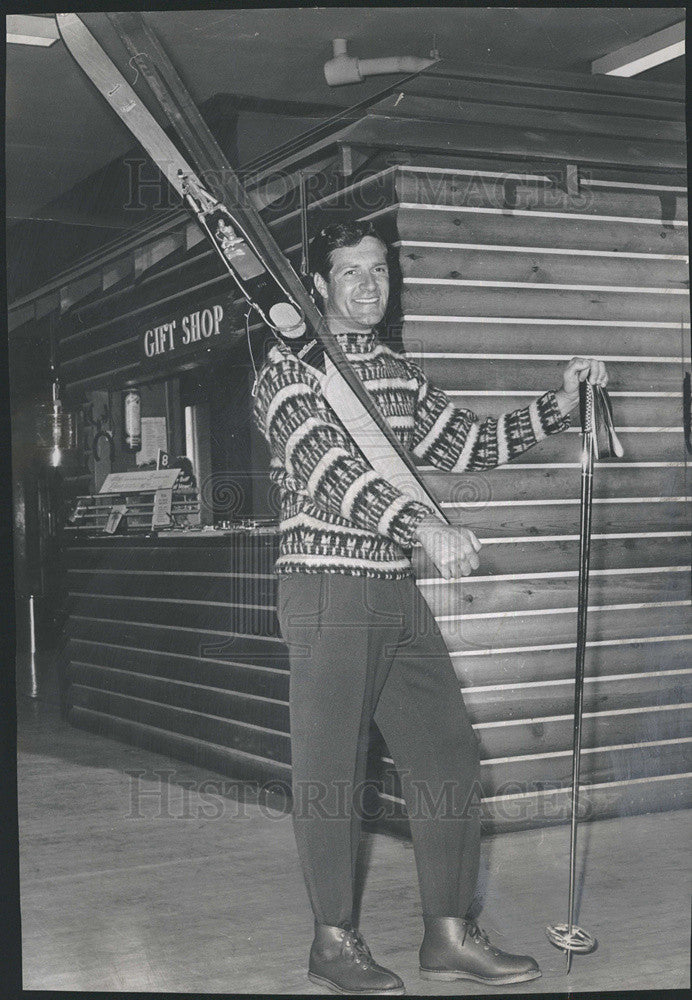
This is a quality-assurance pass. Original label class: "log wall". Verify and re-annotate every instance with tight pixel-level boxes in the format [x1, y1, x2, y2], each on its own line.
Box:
[62, 59, 690, 831]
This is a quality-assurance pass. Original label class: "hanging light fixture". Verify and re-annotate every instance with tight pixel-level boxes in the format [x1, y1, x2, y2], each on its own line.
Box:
[35, 320, 77, 466]
[35, 377, 77, 467]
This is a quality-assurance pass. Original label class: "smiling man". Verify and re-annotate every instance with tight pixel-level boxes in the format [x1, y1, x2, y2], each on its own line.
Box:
[253, 220, 607, 995]
[314, 230, 390, 332]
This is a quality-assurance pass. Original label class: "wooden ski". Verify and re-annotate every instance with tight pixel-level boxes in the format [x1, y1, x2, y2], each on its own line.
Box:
[55, 13, 447, 522]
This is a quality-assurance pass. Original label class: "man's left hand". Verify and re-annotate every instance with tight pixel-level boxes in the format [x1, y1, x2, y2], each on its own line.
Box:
[556, 357, 609, 415]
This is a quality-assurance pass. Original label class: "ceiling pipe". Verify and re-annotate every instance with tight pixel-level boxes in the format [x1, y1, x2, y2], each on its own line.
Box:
[324, 38, 438, 86]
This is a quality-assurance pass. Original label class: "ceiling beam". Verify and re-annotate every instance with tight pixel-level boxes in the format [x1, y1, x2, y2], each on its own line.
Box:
[591, 21, 685, 77]
[205, 92, 341, 118]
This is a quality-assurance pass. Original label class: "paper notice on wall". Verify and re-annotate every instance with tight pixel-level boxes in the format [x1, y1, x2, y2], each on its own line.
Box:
[152, 487, 173, 529]
[136, 417, 168, 466]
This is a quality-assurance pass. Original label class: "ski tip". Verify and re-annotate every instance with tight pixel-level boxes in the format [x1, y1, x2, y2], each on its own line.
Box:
[55, 13, 80, 38]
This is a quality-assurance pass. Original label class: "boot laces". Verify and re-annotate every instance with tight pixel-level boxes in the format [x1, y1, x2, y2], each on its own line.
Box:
[340, 924, 373, 968]
[464, 920, 495, 953]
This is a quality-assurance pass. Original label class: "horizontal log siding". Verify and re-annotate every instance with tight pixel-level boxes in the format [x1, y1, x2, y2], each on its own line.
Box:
[389, 146, 688, 827]
[63, 61, 689, 831]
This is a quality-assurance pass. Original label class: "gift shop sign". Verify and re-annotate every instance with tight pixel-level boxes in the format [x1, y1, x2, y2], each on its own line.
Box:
[139, 293, 236, 364]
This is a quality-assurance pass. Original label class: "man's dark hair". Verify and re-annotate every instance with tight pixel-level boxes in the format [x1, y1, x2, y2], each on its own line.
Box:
[309, 220, 388, 282]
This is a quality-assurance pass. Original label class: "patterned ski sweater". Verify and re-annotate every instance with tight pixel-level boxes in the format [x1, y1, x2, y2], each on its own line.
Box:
[254, 331, 570, 578]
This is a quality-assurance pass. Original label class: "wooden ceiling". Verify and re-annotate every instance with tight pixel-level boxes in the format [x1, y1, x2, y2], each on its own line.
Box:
[6, 8, 685, 301]
[7, 9, 684, 221]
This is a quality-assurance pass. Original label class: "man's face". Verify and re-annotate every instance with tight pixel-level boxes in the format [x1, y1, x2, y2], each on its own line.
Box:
[313, 236, 390, 334]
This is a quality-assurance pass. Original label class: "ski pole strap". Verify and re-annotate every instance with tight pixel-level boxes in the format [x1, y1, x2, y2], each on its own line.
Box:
[579, 381, 624, 460]
[299, 173, 310, 277]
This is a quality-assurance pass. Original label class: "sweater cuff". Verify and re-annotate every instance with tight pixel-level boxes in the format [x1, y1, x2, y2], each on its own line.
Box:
[532, 389, 572, 440]
[386, 498, 434, 549]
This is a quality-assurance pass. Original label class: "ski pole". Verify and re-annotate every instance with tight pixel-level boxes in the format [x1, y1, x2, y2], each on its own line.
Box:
[546, 379, 623, 971]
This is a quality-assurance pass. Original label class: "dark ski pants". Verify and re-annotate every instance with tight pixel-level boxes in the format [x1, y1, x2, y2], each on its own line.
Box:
[277, 572, 481, 926]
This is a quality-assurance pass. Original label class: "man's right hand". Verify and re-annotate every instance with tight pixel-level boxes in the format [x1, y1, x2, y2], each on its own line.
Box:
[414, 514, 482, 578]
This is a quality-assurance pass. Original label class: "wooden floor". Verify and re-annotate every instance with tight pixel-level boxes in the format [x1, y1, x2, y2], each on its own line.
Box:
[17, 696, 690, 995]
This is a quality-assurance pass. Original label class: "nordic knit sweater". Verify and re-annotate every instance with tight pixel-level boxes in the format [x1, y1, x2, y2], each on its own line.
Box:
[254, 331, 570, 578]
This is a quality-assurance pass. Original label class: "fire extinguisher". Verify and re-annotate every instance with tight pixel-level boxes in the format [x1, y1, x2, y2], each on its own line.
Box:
[124, 388, 142, 451]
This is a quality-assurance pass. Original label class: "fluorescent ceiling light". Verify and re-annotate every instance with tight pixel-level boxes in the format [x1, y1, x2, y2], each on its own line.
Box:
[592, 20, 685, 77]
[8, 35, 56, 47]
[7, 14, 59, 47]
[605, 41, 685, 78]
